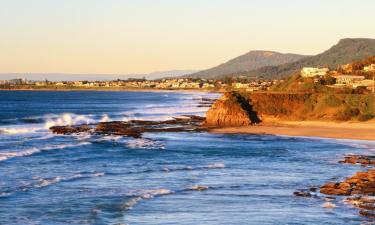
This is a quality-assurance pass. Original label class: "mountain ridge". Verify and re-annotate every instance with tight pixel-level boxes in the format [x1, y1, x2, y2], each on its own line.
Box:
[188, 50, 309, 79]
[189, 38, 375, 80]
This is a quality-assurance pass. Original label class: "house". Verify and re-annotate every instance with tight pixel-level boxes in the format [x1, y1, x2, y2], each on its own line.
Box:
[301, 67, 329, 77]
[363, 64, 375, 72]
[353, 79, 375, 89]
[232, 83, 251, 89]
[333, 75, 365, 85]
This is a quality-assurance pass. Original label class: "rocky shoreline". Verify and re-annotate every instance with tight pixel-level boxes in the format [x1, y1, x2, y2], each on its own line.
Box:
[50, 115, 208, 138]
[48, 91, 375, 220]
[294, 155, 375, 220]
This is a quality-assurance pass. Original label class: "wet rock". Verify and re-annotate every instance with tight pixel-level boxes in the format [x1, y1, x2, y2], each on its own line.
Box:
[293, 190, 312, 197]
[339, 155, 375, 166]
[189, 185, 210, 191]
[320, 169, 375, 196]
[50, 115, 207, 138]
[50, 124, 93, 135]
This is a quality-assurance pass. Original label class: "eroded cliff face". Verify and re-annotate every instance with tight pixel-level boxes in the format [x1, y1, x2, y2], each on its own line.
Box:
[204, 92, 260, 127]
[205, 91, 375, 127]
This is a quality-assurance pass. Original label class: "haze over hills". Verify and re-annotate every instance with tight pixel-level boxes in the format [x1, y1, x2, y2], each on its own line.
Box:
[188, 51, 309, 79]
[0, 70, 198, 81]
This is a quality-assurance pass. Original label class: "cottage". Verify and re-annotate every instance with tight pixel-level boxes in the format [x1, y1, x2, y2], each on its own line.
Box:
[301, 67, 329, 77]
[363, 64, 375, 72]
[333, 75, 365, 85]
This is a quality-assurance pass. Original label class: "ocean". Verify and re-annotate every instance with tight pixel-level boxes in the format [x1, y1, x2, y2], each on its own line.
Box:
[0, 90, 374, 225]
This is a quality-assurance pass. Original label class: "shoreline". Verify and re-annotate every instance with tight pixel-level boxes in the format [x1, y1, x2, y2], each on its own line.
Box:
[211, 120, 375, 141]
[0, 87, 222, 93]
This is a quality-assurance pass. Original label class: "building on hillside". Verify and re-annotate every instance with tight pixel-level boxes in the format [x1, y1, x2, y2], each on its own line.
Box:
[9, 78, 27, 85]
[333, 75, 365, 85]
[301, 67, 329, 77]
[232, 83, 251, 89]
[363, 64, 375, 72]
[353, 79, 375, 89]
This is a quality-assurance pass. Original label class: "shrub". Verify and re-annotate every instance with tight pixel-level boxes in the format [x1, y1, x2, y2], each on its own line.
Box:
[358, 114, 374, 122]
[324, 94, 342, 107]
[336, 107, 360, 121]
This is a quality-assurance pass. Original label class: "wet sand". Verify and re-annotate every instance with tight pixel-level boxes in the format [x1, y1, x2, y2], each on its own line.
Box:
[211, 121, 375, 141]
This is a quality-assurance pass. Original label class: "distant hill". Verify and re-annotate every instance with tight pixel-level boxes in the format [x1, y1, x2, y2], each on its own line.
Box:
[0, 70, 198, 81]
[245, 38, 375, 79]
[188, 51, 308, 79]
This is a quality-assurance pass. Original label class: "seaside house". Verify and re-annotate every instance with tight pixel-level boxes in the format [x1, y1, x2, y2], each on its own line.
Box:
[353, 79, 375, 89]
[301, 67, 329, 77]
[333, 75, 365, 86]
[363, 64, 375, 72]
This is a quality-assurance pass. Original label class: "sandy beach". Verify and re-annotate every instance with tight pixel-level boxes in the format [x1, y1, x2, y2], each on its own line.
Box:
[211, 120, 375, 141]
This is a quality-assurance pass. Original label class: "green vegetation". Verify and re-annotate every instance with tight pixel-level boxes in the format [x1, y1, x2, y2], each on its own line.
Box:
[241, 92, 375, 122]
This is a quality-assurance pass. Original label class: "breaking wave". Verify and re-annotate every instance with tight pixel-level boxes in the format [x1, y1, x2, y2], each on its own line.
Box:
[0, 142, 91, 162]
[44, 113, 96, 129]
[126, 138, 165, 150]
[0, 172, 105, 198]
[123, 189, 173, 210]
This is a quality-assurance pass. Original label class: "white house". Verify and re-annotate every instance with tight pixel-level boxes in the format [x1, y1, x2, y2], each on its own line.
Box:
[333, 75, 365, 85]
[301, 67, 329, 77]
[363, 64, 375, 72]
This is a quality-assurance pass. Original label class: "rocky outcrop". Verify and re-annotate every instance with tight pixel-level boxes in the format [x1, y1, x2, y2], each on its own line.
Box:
[204, 92, 260, 127]
[294, 154, 375, 219]
[50, 115, 206, 138]
[339, 155, 375, 166]
[320, 169, 375, 196]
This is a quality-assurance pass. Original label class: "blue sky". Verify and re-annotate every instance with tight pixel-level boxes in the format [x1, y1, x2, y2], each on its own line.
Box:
[0, 0, 374, 78]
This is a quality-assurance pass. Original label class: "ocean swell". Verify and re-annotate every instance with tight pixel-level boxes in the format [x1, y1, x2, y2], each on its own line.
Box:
[0, 142, 91, 162]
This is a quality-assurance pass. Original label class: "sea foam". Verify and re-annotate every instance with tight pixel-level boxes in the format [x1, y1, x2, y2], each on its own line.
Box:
[0, 142, 91, 162]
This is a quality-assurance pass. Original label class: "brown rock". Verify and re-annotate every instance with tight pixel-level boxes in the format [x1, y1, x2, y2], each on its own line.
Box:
[204, 92, 261, 127]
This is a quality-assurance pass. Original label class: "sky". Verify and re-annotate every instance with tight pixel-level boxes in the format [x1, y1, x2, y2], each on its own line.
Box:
[0, 0, 375, 79]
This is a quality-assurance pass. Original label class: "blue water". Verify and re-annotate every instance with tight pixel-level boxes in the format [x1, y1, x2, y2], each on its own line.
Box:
[0, 91, 374, 225]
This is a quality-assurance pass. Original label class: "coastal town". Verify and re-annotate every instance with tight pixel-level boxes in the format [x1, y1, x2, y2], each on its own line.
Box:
[1, 61, 375, 92]
[0, 77, 276, 91]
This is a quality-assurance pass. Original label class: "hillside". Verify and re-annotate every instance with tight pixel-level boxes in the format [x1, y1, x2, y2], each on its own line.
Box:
[248, 38, 375, 79]
[188, 51, 308, 79]
[191, 38, 375, 80]
[205, 92, 375, 126]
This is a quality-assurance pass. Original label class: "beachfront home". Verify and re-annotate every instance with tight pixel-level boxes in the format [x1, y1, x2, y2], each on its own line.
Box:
[333, 75, 365, 85]
[232, 83, 251, 89]
[301, 67, 329, 77]
[353, 79, 375, 89]
[363, 64, 375, 72]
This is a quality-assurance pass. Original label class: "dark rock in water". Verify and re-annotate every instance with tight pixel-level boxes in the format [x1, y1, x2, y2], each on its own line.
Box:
[293, 190, 312, 197]
[50, 124, 93, 135]
[50, 115, 207, 138]
[204, 92, 261, 127]
[339, 155, 375, 166]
